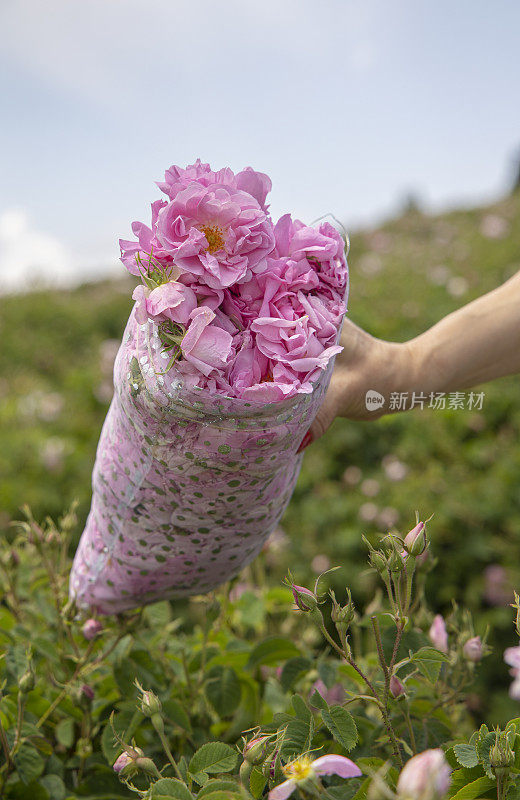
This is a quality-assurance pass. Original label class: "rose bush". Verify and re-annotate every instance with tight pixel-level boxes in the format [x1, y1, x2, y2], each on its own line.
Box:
[1, 507, 520, 800]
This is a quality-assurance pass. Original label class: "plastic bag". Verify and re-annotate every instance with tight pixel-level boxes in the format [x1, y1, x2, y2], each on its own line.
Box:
[69, 306, 340, 613]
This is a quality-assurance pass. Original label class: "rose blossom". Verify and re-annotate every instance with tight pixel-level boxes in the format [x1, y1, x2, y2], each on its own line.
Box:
[273, 214, 348, 289]
[180, 307, 233, 377]
[119, 200, 173, 276]
[132, 282, 197, 325]
[268, 754, 361, 800]
[157, 159, 272, 212]
[154, 183, 275, 289]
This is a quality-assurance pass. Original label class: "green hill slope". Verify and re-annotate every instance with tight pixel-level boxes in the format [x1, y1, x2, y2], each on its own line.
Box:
[1, 191, 519, 721]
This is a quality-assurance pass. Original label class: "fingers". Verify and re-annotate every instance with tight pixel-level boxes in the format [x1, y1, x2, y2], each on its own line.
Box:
[297, 380, 342, 452]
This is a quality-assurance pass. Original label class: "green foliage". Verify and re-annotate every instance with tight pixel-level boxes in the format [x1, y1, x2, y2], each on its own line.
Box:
[1, 196, 520, 797]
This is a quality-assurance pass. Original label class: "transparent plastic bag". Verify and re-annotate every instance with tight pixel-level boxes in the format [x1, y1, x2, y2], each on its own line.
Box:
[69, 307, 340, 613]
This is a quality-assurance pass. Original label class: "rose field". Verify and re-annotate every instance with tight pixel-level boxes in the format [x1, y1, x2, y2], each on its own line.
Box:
[0, 189, 519, 799]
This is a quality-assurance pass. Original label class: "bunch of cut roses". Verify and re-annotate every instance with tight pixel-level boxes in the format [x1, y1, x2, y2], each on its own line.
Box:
[119, 160, 348, 402]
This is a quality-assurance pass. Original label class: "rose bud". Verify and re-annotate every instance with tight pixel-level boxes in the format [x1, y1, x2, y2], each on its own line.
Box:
[428, 615, 448, 653]
[82, 619, 103, 641]
[390, 675, 405, 698]
[463, 636, 483, 663]
[397, 748, 451, 800]
[243, 735, 271, 765]
[403, 522, 427, 557]
[81, 684, 95, 701]
[290, 584, 317, 612]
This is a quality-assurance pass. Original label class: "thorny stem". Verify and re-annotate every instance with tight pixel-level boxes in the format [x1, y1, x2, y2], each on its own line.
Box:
[319, 624, 403, 767]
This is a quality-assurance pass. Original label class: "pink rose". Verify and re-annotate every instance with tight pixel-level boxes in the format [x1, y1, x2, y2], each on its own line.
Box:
[155, 183, 275, 288]
[132, 282, 197, 325]
[274, 214, 348, 290]
[119, 200, 172, 276]
[251, 315, 342, 374]
[181, 307, 233, 377]
[157, 160, 272, 212]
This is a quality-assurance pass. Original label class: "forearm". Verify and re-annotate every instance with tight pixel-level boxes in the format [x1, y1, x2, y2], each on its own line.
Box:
[406, 270, 520, 394]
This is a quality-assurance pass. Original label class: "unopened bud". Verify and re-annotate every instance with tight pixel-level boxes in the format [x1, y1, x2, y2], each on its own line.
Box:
[428, 615, 448, 653]
[82, 618, 103, 641]
[404, 522, 428, 557]
[113, 747, 144, 776]
[330, 590, 355, 634]
[243, 735, 270, 765]
[81, 684, 95, 701]
[390, 675, 405, 698]
[490, 740, 514, 770]
[291, 584, 317, 613]
[76, 737, 93, 759]
[370, 550, 388, 574]
[396, 748, 451, 800]
[463, 636, 483, 663]
[387, 550, 405, 572]
[140, 688, 162, 718]
[134, 756, 162, 778]
[18, 666, 35, 694]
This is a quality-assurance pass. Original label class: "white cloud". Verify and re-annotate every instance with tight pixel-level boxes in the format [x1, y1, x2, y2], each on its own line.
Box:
[0, 209, 119, 293]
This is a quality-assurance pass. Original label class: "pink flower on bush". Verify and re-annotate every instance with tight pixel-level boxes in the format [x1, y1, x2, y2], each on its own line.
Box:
[113, 752, 132, 773]
[504, 643, 520, 699]
[396, 749, 451, 800]
[463, 636, 483, 662]
[390, 675, 405, 697]
[310, 679, 346, 706]
[290, 583, 316, 612]
[82, 618, 103, 641]
[132, 282, 197, 325]
[268, 754, 361, 799]
[428, 615, 448, 653]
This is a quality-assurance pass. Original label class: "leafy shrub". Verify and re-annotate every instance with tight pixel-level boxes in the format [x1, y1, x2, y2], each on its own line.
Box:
[1, 507, 520, 800]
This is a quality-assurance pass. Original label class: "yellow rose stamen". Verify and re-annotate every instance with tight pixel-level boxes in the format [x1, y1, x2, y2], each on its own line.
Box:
[200, 224, 226, 254]
[283, 756, 314, 782]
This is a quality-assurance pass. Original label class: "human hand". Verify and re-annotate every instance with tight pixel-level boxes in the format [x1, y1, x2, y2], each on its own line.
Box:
[299, 319, 412, 449]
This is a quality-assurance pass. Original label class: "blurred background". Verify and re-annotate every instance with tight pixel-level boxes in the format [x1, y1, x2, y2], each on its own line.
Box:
[1, 0, 520, 722]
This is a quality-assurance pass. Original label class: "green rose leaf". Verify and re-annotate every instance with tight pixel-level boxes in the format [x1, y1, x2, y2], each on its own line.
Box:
[322, 705, 358, 752]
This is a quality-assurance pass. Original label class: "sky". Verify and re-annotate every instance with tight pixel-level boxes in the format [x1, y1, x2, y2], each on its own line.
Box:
[1, 0, 519, 291]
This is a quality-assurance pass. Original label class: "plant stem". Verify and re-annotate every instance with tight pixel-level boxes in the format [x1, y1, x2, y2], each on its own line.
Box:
[157, 729, 184, 782]
[404, 705, 417, 754]
[319, 623, 403, 766]
[371, 616, 389, 681]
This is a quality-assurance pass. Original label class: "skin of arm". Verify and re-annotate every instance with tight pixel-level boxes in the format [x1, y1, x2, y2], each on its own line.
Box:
[305, 269, 520, 444]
